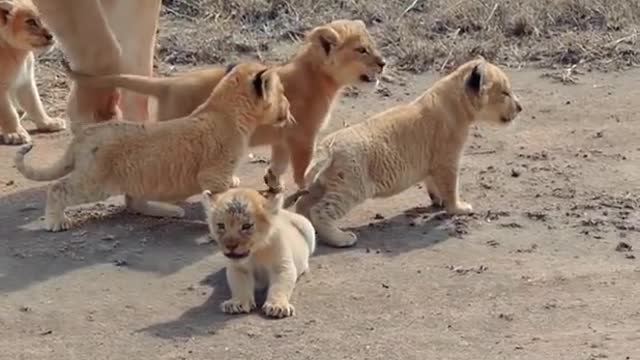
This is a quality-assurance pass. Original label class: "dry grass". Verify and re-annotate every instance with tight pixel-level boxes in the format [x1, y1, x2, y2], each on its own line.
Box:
[154, 0, 639, 74]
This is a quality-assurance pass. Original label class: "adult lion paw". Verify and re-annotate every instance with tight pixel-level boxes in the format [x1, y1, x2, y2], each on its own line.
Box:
[221, 298, 255, 315]
[262, 299, 295, 318]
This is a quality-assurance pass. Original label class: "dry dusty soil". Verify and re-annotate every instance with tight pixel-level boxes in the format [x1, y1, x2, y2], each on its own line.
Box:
[1, 53, 639, 359]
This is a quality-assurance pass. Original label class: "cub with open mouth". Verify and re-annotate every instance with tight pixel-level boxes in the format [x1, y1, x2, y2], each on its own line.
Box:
[201, 188, 316, 319]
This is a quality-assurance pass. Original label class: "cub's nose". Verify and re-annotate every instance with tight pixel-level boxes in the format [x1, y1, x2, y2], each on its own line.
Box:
[516, 102, 523, 113]
[377, 58, 386, 68]
[44, 33, 53, 41]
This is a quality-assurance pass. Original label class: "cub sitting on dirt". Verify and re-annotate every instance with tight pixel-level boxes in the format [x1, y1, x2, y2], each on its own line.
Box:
[291, 57, 523, 247]
[0, 0, 66, 145]
[68, 19, 387, 191]
[14, 62, 294, 232]
[201, 187, 316, 319]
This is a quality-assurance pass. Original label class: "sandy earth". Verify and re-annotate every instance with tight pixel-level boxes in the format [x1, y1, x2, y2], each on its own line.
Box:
[0, 67, 639, 360]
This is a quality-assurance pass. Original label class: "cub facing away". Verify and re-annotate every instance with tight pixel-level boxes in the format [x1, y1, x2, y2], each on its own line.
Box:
[14, 62, 294, 232]
[0, 0, 66, 145]
[201, 188, 316, 319]
[293, 57, 523, 247]
[69, 19, 386, 191]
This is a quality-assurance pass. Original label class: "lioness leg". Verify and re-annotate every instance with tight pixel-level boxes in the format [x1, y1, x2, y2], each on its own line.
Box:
[45, 176, 110, 232]
[262, 261, 297, 318]
[264, 143, 290, 192]
[221, 266, 256, 314]
[0, 94, 30, 145]
[307, 183, 363, 248]
[124, 195, 185, 219]
[430, 165, 473, 214]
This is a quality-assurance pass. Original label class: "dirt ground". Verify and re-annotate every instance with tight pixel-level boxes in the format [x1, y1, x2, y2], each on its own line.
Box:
[1, 62, 639, 358]
[1, 1, 640, 357]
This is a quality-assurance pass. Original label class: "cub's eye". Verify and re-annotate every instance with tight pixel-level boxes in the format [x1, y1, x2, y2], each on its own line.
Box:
[241, 223, 254, 231]
[355, 47, 368, 54]
[26, 18, 38, 27]
[217, 223, 225, 231]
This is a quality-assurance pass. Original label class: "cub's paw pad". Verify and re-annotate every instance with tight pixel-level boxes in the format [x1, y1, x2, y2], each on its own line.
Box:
[323, 230, 358, 248]
[448, 201, 473, 215]
[263, 169, 284, 193]
[38, 117, 67, 132]
[231, 176, 241, 188]
[221, 299, 255, 315]
[262, 300, 295, 318]
[46, 216, 72, 232]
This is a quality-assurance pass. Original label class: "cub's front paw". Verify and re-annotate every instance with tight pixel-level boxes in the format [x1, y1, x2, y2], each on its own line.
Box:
[221, 298, 256, 315]
[447, 201, 473, 215]
[321, 229, 358, 248]
[263, 169, 284, 193]
[262, 299, 295, 319]
[37, 117, 67, 132]
[2, 128, 31, 145]
[46, 215, 72, 232]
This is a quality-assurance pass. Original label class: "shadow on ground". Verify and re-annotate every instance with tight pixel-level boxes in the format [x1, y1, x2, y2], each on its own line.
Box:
[137, 206, 457, 339]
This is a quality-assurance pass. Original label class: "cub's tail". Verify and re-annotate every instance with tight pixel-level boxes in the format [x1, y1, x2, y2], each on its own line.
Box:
[302, 144, 333, 187]
[14, 144, 74, 181]
[68, 71, 170, 99]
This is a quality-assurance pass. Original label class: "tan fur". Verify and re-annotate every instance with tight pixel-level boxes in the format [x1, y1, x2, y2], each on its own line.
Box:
[69, 19, 386, 189]
[201, 187, 315, 318]
[0, 0, 66, 145]
[292, 57, 524, 247]
[14, 62, 295, 232]
[31, 0, 161, 129]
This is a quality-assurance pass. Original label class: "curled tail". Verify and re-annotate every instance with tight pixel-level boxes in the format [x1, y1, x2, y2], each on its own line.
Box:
[14, 144, 74, 181]
[69, 71, 170, 99]
[302, 145, 333, 186]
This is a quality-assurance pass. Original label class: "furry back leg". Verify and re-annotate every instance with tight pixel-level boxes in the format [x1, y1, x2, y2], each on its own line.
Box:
[308, 186, 362, 248]
[45, 176, 110, 232]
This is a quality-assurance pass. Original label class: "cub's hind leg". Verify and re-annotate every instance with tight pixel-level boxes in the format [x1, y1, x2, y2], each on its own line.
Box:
[306, 178, 364, 248]
[45, 175, 110, 232]
[124, 196, 185, 219]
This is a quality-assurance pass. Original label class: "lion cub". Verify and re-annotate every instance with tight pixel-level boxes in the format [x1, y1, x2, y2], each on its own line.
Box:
[14, 62, 294, 232]
[0, 0, 66, 144]
[292, 57, 523, 247]
[201, 188, 316, 319]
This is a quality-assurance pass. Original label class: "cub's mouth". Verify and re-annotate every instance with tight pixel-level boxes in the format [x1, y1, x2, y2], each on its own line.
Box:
[501, 116, 513, 124]
[224, 251, 250, 260]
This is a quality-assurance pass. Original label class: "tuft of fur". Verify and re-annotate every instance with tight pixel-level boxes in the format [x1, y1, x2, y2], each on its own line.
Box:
[201, 187, 315, 318]
[65, 19, 387, 191]
[0, 0, 66, 145]
[294, 57, 524, 248]
[13, 62, 295, 232]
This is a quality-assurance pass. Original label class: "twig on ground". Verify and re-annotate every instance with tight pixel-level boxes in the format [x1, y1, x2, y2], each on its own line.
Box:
[399, 0, 421, 18]
[484, 3, 499, 25]
[606, 32, 638, 48]
[440, 28, 461, 72]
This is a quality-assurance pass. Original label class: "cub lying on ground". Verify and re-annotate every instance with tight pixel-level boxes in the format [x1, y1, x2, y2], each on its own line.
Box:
[291, 57, 523, 247]
[201, 188, 316, 319]
[14, 62, 294, 232]
[69, 19, 387, 191]
[0, 0, 66, 145]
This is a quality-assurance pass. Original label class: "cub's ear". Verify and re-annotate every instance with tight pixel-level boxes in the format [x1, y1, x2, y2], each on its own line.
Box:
[252, 68, 278, 100]
[307, 26, 340, 55]
[0, 1, 13, 25]
[200, 189, 218, 213]
[466, 62, 486, 94]
[263, 191, 284, 215]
